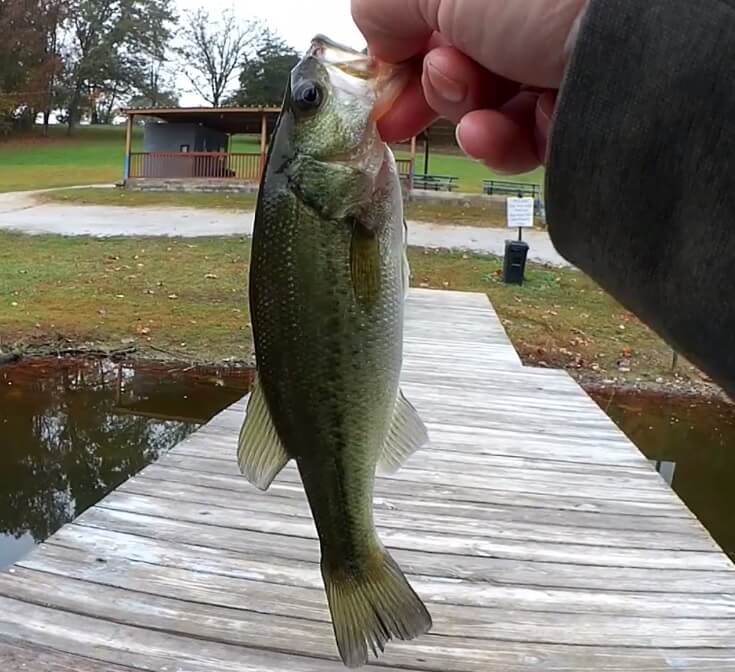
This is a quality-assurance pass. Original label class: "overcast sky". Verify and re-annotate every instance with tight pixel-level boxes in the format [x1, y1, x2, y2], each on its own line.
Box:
[175, 0, 365, 105]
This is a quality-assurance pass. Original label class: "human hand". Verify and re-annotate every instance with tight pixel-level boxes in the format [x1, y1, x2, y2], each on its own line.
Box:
[352, 0, 588, 174]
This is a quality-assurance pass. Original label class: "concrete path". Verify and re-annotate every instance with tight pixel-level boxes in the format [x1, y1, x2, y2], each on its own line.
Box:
[0, 189, 571, 267]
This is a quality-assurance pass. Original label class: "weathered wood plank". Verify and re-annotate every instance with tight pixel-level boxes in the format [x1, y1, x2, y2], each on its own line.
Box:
[49, 525, 735, 595]
[24, 540, 735, 620]
[111, 483, 716, 552]
[1, 594, 734, 672]
[137, 462, 695, 519]
[0, 637, 140, 672]
[155, 451, 689, 507]
[3, 567, 735, 652]
[78, 505, 732, 571]
[125, 472, 705, 536]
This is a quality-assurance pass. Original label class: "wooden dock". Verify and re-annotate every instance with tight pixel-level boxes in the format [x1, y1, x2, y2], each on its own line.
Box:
[1, 288, 735, 671]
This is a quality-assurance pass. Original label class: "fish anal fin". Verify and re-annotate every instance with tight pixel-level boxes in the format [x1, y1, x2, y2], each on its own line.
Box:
[378, 390, 429, 474]
[237, 378, 289, 490]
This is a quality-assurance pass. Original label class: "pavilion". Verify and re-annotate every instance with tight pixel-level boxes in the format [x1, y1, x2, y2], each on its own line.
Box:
[121, 106, 420, 190]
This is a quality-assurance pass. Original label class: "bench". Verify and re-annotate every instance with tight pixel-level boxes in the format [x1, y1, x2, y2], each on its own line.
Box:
[483, 180, 541, 198]
[412, 174, 459, 192]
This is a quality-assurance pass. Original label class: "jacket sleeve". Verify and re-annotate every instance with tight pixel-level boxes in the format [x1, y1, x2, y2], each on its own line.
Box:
[546, 0, 735, 397]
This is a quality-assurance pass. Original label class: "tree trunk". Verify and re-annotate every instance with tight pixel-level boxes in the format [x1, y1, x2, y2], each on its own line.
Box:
[43, 110, 51, 137]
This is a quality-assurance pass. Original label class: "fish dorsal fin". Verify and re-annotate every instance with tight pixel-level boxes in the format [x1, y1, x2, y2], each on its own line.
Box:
[378, 390, 429, 474]
[238, 378, 290, 490]
[350, 220, 381, 305]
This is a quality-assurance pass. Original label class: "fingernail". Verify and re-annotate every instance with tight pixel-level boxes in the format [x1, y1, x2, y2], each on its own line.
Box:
[426, 63, 466, 103]
[455, 121, 469, 155]
[563, 1, 589, 65]
[535, 92, 556, 164]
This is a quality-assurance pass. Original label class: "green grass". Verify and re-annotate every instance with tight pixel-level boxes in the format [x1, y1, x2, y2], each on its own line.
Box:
[0, 126, 132, 192]
[397, 150, 545, 194]
[2, 124, 544, 195]
[40, 188, 258, 211]
[0, 231, 699, 385]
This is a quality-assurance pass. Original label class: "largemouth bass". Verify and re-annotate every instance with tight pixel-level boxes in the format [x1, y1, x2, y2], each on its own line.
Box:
[237, 35, 432, 667]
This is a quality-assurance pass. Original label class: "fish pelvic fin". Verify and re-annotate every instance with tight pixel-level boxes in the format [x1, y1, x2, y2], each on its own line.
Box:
[237, 378, 290, 491]
[377, 389, 429, 475]
[322, 549, 432, 668]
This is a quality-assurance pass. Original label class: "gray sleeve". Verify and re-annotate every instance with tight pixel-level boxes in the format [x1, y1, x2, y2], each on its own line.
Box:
[546, 0, 735, 397]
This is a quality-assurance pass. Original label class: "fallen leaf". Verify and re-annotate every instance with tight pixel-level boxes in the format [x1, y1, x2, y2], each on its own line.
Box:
[116, 294, 125, 299]
[205, 273, 218, 280]
[168, 294, 178, 300]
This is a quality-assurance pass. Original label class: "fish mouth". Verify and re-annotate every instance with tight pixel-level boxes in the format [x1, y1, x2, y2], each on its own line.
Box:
[307, 35, 409, 123]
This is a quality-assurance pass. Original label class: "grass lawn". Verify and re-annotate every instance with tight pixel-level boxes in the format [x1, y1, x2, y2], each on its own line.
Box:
[0, 231, 698, 386]
[396, 148, 545, 193]
[40, 187, 528, 228]
[2, 124, 544, 195]
[41, 188, 258, 212]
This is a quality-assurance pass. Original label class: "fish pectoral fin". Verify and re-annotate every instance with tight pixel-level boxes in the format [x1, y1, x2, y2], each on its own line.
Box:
[238, 378, 290, 491]
[350, 220, 381, 304]
[377, 389, 429, 474]
[322, 549, 432, 667]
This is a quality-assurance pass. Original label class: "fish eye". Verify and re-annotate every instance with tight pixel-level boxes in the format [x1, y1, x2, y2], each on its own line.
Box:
[293, 81, 324, 113]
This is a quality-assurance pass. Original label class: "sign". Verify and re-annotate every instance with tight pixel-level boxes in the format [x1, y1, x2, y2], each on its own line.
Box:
[506, 197, 535, 229]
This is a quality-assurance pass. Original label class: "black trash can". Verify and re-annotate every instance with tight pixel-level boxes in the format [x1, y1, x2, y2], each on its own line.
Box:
[503, 240, 529, 285]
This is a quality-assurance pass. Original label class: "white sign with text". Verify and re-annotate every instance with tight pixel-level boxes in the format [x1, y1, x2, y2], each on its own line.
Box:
[506, 197, 535, 229]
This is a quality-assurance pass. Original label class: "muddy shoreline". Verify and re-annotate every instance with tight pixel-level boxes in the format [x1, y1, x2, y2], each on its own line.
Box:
[1, 342, 730, 405]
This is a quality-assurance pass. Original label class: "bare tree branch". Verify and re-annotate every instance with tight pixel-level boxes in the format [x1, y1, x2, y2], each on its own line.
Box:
[176, 6, 262, 107]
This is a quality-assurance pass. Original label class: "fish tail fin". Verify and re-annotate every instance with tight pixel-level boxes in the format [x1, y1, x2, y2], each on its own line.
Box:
[321, 549, 432, 668]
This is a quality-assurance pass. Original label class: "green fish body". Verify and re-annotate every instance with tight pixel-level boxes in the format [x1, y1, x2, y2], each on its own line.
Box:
[238, 35, 431, 667]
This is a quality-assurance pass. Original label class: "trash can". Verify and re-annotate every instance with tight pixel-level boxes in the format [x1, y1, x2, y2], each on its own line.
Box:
[503, 240, 529, 285]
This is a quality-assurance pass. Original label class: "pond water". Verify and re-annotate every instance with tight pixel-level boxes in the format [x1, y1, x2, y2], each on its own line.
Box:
[590, 390, 735, 562]
[0, 359, 733, 569]
[0, 358, 252, 568]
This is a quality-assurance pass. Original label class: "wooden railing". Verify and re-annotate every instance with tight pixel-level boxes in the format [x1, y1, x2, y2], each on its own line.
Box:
[129, 152, 263, 181]
[395, 158, 414, 190]
[129, 152, 416, 188]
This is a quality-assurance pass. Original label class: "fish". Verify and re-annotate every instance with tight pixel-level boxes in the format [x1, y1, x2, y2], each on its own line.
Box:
[237, 34, 432, 668]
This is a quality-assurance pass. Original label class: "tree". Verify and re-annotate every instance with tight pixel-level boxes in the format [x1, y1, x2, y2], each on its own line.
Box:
[228, 32, 299, 108]
[62, 0, 175, 132]
[0, 0, 66, 132]
[126, 57, 178, 108]
[176, 7, 262, 108]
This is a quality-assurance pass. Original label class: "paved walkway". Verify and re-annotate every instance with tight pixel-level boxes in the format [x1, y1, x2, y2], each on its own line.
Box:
[0, 190, 570, 267]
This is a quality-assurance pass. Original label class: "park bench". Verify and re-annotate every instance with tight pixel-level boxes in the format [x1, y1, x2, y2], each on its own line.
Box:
[412, 174, 459, 192]
[482, 180, 541, 198]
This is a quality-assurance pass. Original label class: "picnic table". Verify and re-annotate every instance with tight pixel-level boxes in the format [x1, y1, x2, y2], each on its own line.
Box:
[482, 180, 541, 198]
[412, 174, 459, 192]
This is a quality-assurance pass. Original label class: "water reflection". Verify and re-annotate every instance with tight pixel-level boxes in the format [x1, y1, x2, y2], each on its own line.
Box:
[0, 358, 251, 568]
[592, 391, 735, 562]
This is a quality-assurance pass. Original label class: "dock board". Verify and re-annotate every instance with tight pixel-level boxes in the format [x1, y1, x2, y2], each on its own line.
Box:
[1, 288, 734, 671]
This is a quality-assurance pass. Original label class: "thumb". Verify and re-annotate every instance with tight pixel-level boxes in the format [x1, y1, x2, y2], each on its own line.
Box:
[353, 0, 589, 88]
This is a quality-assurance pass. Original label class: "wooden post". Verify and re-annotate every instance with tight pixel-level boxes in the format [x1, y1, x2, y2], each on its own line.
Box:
[124, 114, 134, 181]
[259, 112, 268, 179]
[409, 135, 417, 188]
[423, 128, 430, 176]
